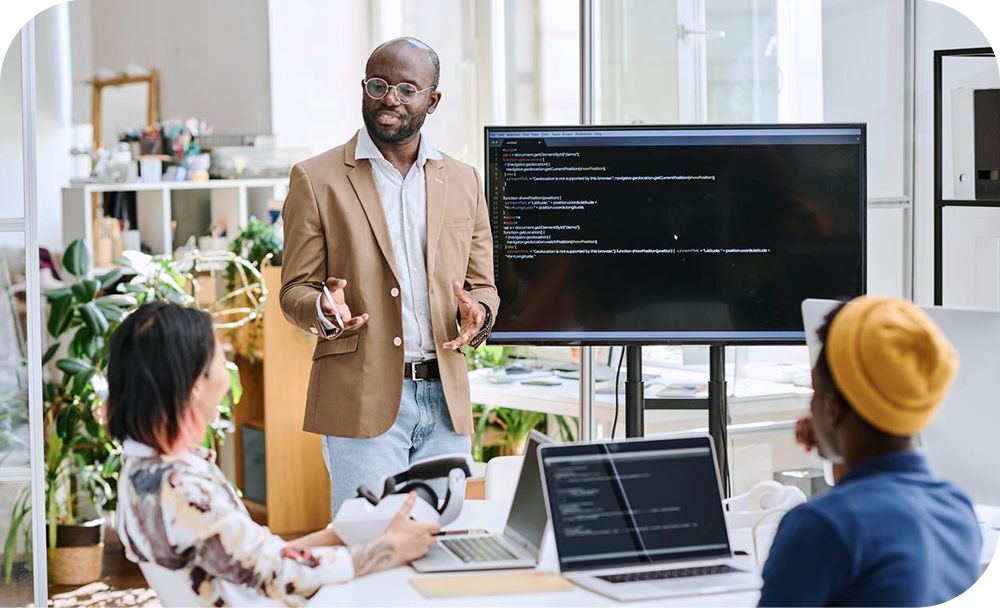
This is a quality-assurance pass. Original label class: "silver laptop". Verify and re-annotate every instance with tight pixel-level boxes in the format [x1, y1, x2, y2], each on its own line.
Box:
[412, 430, 551, 572]
[539, 435, 760, 601]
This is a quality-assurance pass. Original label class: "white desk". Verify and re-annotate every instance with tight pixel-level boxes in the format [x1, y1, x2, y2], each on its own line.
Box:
[311, 500, 759, 607]
[468, 366, 811, 439]
[312, 500, 1000, 607]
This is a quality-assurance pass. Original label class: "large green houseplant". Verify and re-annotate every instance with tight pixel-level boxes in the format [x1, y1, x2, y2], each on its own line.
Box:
[466, 345, 577, 461]
[3, 239, 243, 586]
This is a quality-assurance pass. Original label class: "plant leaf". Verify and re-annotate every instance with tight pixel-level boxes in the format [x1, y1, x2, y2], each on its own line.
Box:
[47, 294, 74, 338]
[97, 267, 125, 289]
[69, 369, 96, 399]
[42, 342, 60, 365]
[79, 301, 109, 336]
[70, 326, 100, 360]
[95, 301, 126, 323]
[43, 286, 72, 300]
[63, 238, 91, 278]
[95, 293, 138, 308]
[226, 360, 243, 405]
[55, 357, 95, 377]
[70, 279, 101, 304]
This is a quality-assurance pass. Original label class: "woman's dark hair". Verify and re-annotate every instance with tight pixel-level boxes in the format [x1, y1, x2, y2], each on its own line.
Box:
[107, 302, 215, 452]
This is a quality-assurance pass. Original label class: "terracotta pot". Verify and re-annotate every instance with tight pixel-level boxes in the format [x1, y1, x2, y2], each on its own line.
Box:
[47, 520, 104, 586]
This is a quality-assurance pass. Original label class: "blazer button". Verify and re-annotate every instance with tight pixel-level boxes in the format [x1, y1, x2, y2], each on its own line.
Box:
[393, 336, 402, 347]
[391, 287, 400, 298]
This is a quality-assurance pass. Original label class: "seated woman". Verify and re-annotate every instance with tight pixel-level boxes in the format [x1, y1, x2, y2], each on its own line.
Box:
[107, 302, 438, 606]
[759, 296, 982, 607]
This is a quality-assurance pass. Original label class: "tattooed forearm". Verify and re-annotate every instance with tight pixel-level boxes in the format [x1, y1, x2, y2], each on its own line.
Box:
[350, 539, 396, 576]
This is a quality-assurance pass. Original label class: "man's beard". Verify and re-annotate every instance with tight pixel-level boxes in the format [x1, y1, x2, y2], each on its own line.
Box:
[362, 106, 427, 145]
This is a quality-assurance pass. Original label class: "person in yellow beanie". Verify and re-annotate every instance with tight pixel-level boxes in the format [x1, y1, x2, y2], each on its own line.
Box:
[758, 296, 982, 607]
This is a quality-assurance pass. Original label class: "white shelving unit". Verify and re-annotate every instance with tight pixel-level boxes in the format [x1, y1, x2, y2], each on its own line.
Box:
[61, 178, 289, 258]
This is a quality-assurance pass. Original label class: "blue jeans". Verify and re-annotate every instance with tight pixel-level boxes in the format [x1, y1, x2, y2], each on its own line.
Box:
[322, 379, 471, 517]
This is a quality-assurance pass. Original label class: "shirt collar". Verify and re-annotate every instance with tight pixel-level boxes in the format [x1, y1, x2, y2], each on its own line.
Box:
[355, 127, 442, 167]
[122, 438, 216, 466]
[837, 449, 929, 485]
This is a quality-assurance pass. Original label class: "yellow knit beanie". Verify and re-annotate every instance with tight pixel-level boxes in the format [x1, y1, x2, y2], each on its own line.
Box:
[825, 296, 959, 436]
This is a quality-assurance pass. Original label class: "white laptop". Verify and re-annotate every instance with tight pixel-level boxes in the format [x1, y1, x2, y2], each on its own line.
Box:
[538, 435, 760, 601]
[412, 430, 551, 572]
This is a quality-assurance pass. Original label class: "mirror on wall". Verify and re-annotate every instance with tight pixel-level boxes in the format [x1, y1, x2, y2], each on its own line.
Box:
[91, 69, 158, 149]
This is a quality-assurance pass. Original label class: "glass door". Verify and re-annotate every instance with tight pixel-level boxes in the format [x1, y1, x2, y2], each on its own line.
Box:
[0, 22, 46, 607]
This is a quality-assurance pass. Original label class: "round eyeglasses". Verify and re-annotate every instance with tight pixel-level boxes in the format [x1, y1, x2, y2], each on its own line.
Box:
[363, 77, 434, 104]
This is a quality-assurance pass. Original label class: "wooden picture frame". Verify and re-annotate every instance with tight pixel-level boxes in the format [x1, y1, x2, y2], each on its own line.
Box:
[90, 68, 159, 150]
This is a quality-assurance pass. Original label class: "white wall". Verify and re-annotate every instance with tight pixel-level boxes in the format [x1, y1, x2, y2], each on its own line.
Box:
[822, 0, 907, 200]
[267, 0, 371, 155]
[821, 0, 909, 298]
[0, 6, 74, 250]
[596, 0, 679, 124]
[0, 33, 24, 222]
[69, 0, 272, 135]
[913, 0, 997, 304]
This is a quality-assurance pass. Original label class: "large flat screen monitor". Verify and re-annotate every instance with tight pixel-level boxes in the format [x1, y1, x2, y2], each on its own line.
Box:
[485, 124, 866, 345]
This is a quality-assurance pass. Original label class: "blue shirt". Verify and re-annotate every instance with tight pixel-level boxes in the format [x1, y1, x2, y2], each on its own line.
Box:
[758, 450, 982, 607]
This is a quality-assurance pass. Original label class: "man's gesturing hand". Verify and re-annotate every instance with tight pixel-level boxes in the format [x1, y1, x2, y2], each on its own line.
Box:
[442, 281, 485, 350]
[321, 277, 369, 331]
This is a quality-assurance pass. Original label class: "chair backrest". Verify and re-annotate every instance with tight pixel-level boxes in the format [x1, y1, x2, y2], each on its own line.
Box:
[484, 455, 523, 502]
[139, 562, 281, 607]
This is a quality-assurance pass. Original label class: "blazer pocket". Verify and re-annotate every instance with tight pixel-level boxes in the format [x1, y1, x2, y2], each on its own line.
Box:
[445, 218, 474, 230]
[312, 334, 360, 360]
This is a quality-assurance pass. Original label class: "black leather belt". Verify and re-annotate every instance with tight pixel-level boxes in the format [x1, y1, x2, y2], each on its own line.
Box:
[404, 360, 440, 381]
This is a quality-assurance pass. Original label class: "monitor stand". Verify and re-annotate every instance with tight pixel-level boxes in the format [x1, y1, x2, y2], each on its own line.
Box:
[624, 344, 730, 496]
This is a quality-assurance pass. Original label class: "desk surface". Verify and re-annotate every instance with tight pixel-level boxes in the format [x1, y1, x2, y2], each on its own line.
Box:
[312, 500, 1000, 607]
[468, 365, 811, 420]
[312, 500, 759, 607]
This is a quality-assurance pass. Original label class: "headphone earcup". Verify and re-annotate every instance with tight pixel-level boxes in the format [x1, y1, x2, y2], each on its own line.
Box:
[396, 481, 439, 509]
[750, 480, 785, 510]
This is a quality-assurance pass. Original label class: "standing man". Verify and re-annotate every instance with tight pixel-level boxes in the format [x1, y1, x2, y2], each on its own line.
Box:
[280, 38, 499, 514]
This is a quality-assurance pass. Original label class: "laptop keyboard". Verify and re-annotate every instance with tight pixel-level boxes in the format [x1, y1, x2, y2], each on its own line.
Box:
[441, 536, 517, 563]
[598, 564, 741, 584]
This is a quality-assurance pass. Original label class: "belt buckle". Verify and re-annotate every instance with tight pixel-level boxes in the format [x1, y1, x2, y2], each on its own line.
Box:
[410, 362, 423, 382]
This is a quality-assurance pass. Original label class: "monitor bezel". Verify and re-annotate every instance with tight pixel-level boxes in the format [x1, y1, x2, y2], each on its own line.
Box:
[483, 122, 868, 346]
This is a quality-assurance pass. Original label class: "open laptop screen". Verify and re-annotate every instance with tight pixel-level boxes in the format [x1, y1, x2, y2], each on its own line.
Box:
[503, 431, 550, 549]
[540, 436, 731, 572]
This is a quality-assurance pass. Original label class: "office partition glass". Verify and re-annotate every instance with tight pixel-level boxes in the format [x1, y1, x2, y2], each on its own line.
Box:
[373, 0, 580, 171]
[0, 25, 40, 606]
[0, 239, 32, 607]
[1, 35, 24, 220]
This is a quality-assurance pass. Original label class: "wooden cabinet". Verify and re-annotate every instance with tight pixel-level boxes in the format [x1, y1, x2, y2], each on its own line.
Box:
[231, 265, 330, 534]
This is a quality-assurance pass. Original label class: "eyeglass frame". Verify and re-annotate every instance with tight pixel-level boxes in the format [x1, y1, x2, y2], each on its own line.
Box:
[362, 77, 435, 104]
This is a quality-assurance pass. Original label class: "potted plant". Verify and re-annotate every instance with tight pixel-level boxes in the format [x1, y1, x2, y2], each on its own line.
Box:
[3, 238, 244, 586]
[465, 345, 577, 461]
[223, 217, 282, 363]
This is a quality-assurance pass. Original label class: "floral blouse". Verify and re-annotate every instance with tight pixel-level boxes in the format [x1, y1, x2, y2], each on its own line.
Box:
[116, 439, 354, 607]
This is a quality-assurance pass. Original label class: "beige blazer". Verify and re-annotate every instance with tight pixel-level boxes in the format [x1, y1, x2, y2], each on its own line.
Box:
[279, 133, 499, 438]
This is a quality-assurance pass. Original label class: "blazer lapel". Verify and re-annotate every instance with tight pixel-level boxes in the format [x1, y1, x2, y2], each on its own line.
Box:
[345, 136, 400, 283]
[425, 158, 449, 277]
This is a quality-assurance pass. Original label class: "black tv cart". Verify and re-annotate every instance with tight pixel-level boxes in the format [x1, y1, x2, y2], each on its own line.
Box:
[623, 344, 730, 496]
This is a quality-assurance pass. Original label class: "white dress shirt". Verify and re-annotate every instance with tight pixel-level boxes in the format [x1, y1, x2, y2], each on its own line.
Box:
[355, 127, 440, 362]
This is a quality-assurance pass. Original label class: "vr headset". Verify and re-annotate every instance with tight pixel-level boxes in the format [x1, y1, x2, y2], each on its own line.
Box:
[333, 453, 474, 545]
